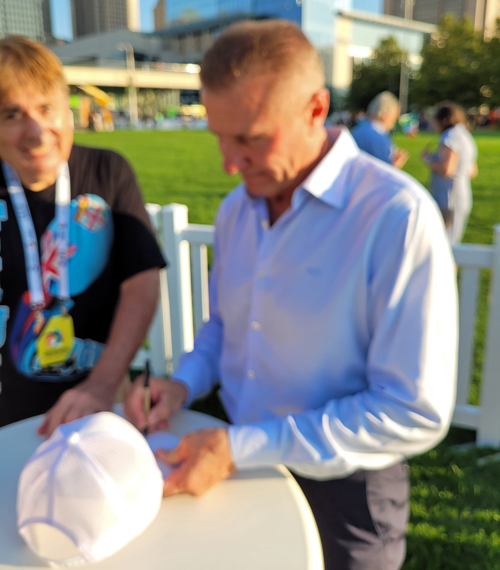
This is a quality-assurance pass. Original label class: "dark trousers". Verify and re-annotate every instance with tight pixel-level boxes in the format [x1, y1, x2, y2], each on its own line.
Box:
[293, 464, 409, 570]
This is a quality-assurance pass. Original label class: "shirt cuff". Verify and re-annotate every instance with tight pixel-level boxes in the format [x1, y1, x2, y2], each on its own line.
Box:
[228, 419, 283, 469]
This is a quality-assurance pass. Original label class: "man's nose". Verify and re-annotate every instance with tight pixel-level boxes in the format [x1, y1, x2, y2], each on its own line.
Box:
[220, 141, 249, 175]
[223, 156, 242, 175]
[24, 114, 44, 139]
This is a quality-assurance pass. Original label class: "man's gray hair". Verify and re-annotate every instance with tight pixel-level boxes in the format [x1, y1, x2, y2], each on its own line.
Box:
[367, 91, 400, 119]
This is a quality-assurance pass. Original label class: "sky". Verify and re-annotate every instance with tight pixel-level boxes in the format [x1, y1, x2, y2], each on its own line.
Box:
[51, 0, 382, 41]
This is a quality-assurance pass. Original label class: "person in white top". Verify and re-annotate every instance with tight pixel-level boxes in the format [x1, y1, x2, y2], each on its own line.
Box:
[126, 20, 458, 570]
[421, 102, 478, 243]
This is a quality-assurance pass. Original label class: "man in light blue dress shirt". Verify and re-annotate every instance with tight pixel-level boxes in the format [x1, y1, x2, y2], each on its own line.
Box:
[126, 21, 457, 570]
[351, 91, 410, 168]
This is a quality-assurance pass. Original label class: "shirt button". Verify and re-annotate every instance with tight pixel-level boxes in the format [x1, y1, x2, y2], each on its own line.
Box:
[258, 270, 266, 277]
[261, 219, 269, 230]
[248, 370, 255, 379]
[251, 321, 261, 331]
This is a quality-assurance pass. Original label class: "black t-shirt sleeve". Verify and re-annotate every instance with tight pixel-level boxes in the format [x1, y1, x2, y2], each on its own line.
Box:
[106, 151, 166, 283]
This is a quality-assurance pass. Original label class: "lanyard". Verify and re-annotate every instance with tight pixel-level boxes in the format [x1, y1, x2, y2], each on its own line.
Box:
[3, 161, 71, 310]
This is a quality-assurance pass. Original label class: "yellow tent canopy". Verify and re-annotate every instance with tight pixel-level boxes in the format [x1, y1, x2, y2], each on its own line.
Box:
[181, 104, 206, 118]
[77, 85, 113, 107]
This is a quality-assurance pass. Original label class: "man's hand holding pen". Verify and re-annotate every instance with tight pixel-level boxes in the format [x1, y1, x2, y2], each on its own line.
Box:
[125, 375, 234, 497]
[125, 374, 188, 434]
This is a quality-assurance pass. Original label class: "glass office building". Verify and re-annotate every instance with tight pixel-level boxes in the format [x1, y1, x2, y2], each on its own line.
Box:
[0, 0, 45, 41]
[164, 0, 353, 85]
[384, 0, 500, 37]
[168, 0, 300, 27]
[72, 0, 127, 37]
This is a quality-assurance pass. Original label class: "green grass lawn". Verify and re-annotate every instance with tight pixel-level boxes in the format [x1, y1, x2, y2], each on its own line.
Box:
[74, 129, 500, 569]
[396, 132, 500, 569]
[75, 130, 236, 224]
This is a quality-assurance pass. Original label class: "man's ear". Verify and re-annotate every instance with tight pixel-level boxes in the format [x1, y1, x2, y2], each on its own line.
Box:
[308, 88, 330, 128]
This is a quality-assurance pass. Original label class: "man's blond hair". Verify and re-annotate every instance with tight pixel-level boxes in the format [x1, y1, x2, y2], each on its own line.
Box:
[0, 35, 68, 102]
[200, 19, 324, 93]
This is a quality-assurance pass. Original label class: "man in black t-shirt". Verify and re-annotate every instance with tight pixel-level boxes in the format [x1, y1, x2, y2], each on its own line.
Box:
[0, 36, 165, 434]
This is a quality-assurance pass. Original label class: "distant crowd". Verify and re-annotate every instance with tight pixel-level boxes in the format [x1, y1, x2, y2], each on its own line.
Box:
[332, 105, 499, 133]
[333, 92, 478, 245]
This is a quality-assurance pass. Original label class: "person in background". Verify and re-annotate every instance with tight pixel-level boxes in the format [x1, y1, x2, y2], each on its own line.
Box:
[126, 20, 457, 570]
[0, 36, 165, 434]
[351, 91, 410, 168]
[421, 102, 478, 243]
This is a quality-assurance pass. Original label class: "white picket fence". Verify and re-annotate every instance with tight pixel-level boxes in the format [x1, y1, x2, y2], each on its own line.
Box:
[131, 204, 214, 377]
[132, 203, 500, 448]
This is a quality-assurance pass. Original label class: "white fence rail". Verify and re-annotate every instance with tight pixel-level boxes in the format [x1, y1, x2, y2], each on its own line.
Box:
[132, 203, 500, 447]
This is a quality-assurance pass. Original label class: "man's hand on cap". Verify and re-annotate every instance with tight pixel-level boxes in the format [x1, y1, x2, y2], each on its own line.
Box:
[37, 379, 116, 437]
[124, 375, 188, 433]
[157, 428, 235, 497]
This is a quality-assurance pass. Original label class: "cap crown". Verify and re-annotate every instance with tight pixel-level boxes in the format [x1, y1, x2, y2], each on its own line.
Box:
[17, 412, 164, 566]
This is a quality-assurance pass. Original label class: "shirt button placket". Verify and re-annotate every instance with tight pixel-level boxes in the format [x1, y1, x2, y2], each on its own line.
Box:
[242, 213, 269, 410]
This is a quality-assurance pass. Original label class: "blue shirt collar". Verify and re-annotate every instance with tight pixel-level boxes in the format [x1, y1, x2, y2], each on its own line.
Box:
[244, 127, 360, 212]
[369, 119, 388, 134]
[300, 127, 360, 210]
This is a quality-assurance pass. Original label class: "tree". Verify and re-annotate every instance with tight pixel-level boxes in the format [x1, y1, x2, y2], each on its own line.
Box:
[412, 15, 486, 108]
[479, 18, 500, 108]
[346, 37, 403, 111]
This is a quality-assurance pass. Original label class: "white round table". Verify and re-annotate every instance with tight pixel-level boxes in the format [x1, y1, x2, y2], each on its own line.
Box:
[0, 409, 323, 569]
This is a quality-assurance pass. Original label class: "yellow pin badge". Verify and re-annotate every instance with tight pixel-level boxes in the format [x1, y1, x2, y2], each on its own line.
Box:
[36, 314, 75, 368]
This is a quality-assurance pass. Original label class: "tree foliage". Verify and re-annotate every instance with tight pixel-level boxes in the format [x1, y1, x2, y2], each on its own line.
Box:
[346, 37, 403, 111]
[412, 15, 487, 108]
[345, 15, 500, 111]
[479, 22, 500, 108]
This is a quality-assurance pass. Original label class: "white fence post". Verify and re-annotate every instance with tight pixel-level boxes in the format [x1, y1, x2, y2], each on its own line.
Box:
[146, 203, 174, 375]
[162, 204, 194, 370]
[157, 268, 174, 376]
[191, 244, 210, 334]
[455, 267, 480, 407]
[477, 224, 500, 446]
[130, 204, 172, 375]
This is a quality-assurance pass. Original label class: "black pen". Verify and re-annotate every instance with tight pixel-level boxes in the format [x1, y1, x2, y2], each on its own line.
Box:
[143, 360, 151, 437]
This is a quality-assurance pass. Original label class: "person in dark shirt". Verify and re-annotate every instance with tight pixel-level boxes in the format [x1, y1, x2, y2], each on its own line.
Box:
[0, 36, 165, 434]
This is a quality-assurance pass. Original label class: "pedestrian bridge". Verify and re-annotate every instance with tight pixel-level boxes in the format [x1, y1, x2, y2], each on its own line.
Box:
[63, 64, 200, 91]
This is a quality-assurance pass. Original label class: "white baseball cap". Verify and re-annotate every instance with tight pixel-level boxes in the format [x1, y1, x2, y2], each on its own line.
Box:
[17, 412, 164, 567]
